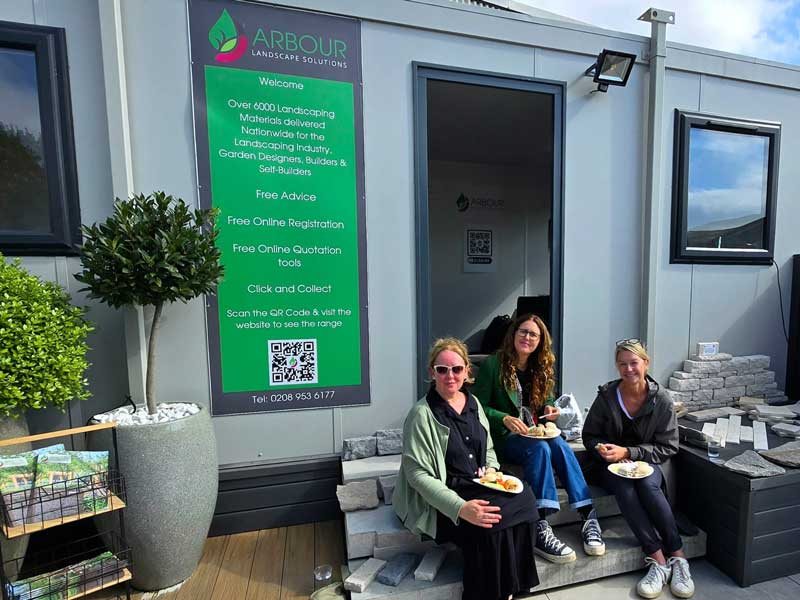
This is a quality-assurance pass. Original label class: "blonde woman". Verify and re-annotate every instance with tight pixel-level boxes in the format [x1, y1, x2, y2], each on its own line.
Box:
[473, 314, 603, 562]
[394, 338, 540, 600]
[582, 339, 694, 599]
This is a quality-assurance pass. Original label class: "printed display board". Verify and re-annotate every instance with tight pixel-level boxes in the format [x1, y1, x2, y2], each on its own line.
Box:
[188, 0, 369, 415]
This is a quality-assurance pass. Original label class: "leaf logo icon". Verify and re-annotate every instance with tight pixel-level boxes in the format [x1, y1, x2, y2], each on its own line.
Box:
[209, 9, 248, 63]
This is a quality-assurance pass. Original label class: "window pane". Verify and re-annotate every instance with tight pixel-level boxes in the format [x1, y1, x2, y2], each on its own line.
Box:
[0, 47, 50, 233]
[686, 128, 769, 250]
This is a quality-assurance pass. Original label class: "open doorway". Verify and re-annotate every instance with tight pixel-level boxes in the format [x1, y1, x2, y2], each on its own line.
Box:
[414, 66, 564, 394]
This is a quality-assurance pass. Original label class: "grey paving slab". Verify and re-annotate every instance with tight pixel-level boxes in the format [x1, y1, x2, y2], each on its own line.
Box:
[342, 454, 402, 484]
[715, 418, 729, 446]
[753, 420, 769, 450]
[740, 426, 754, 442]
[346, 504, 419, 559]
[727, 414, 741, 444]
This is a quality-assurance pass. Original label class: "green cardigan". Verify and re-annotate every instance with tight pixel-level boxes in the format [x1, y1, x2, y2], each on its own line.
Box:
[472, 353, 554, 457]
[393, 395, 499, 539]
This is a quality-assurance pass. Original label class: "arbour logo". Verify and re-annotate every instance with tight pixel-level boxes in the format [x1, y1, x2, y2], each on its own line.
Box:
[209, 9, 248, 63]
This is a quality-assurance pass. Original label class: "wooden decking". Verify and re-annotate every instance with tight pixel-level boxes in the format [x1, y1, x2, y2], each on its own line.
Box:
[94, 519, 345, 600]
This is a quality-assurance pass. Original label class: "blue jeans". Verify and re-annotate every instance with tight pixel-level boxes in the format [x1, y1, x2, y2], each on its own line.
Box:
[503, 434, 592, 512]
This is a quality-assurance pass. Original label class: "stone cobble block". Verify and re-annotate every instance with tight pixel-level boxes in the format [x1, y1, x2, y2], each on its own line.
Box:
[729, 357, 750, 372]
[672, 371, 695, 380]
[700, 377, 724, 390]
[378, 475, 397, 505]
[344, 558, 387, 592]
[693, 389, 713, 402]
[666, 390, 693, 404]
[725, 374, 755, 387]
[716, 386, 745, 400]
[690, 353, 732, 362]
[669, 377, 700, 392]
[415, 547, 449, 581]
[376, 553, 418, 586]
[748, 382, 777, 396]
[718, 370, 737, 377]
[376, 429, 403, 456]
[754, 371, 776, 385]
[337, 479, 380, 512]
[745, 355, 771, 370]
[683, 360, 722, 374]
[343, 436, 378, 461]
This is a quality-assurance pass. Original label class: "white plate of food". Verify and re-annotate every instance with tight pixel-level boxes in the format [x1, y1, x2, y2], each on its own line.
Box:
[608, 461, 654, 479]
[521, 422, 561, 440]
[472, 469, 524, 494]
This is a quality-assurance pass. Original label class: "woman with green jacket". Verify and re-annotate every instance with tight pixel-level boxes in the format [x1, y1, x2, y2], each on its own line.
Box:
[394, 337, 540, 600]
[473, 314, 604, 563]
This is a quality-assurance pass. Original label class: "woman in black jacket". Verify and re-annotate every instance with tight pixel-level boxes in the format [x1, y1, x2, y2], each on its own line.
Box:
[582, 340, 694, 600]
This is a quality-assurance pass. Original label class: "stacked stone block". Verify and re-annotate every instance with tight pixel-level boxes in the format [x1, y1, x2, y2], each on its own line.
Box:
[666, 352, 788, 412]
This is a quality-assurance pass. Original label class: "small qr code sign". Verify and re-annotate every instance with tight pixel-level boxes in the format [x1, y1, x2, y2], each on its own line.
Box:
[467, 229, 492, 257]
[268, 339, 318, 386]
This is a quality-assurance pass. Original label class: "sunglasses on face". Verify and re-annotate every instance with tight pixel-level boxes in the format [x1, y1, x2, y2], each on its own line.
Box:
[433, 364, 466, 376]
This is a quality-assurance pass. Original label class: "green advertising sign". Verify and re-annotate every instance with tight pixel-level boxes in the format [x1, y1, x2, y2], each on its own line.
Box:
[189, 0, 369, 414]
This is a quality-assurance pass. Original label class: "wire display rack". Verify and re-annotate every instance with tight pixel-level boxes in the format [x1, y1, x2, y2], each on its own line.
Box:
[0, 423, 132, 600]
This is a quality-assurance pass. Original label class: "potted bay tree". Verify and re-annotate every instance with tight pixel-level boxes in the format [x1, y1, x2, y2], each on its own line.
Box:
[74, 192, 224, 591]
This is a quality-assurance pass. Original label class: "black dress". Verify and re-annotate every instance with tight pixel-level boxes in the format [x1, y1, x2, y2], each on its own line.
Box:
[427, 386, 540, 600]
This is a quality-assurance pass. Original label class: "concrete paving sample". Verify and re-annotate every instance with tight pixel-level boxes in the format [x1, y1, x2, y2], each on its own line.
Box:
[753, 420, 769, 450]
[686, 407, 744, 422]
[349, 551, 464, 600]
[727, 415, 742, 444]
[344, 557, 387, 592]
[376, 429, 403, 456]
[343, 436, 378, 461]
[715, 418, 729, 446]
[375, 553, 417, 586]
[414, 547, 448, 581]
[740, 426, 754, 442]
[345, 504, 419, 559]
[337, 479, 381, 512]
[342, 454, 402, 484]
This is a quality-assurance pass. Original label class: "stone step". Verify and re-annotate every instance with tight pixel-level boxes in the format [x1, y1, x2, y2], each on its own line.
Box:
[348, 515, 707, 599]
[343, 454, 402, 484]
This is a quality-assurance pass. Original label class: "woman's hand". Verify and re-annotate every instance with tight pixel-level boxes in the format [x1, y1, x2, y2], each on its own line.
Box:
[503, 415, 528, 435]
[542, 405, 560, 421]
[596, 443, 631, 463]
[458, 499, 502, 528]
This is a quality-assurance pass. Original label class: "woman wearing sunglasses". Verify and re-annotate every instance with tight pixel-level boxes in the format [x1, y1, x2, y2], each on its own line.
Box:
[472, 314, 603, 563]
[394, 338, 540, 600]
[582, 339, 694, 599]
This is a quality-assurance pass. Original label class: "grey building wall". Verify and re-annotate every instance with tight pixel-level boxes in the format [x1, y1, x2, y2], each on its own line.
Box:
[3, 0, 798, 464]
[1, 0, 126, 439]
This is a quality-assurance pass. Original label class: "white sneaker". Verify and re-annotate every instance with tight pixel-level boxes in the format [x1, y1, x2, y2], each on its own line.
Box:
[636, 557, 670, 599]
[668, 556, 695, 598]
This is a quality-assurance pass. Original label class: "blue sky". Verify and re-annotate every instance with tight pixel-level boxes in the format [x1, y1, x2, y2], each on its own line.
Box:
[520, 0, 800, 66]
[0, 48, 42, 135]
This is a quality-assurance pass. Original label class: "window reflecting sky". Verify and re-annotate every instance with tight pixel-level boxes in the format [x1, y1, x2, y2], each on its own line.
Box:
[687, 128, 769, 233]
[0, 48, 42, 135]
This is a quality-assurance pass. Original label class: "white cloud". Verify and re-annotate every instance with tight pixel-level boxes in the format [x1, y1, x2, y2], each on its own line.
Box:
[517, 0, 800, 64]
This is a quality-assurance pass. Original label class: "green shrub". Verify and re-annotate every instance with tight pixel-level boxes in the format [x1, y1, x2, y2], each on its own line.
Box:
[0, 257, 93, 417]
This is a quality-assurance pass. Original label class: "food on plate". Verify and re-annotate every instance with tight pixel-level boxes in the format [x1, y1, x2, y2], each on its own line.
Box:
[528, 424, 546, 437]
[544, 422, 557, 431]
[478, 470, 520, 492]
[616, 461, 651, 477]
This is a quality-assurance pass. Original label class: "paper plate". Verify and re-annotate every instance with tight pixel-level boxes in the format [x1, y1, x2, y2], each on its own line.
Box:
[608, 462, 654, 479]
[472, 474, 524, 494]
[521, 426, 561, 440]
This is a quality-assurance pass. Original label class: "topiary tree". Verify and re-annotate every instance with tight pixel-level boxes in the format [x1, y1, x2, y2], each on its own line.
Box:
[74, 191, 224, 415]
[0, 256, 93, 418]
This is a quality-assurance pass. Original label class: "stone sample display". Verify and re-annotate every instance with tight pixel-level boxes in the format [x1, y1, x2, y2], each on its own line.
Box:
[376, 429, 403, 456]
[771, 423, 800, 438]
[337, 479, 381, 512]
[344, 557, 387, 592]
[727, 415, 742, 444]
[740, 426, 754, 443]
[685, 407, 744, 422]
[759, 440, 800, 468]
[724, 450, 785, 478]
[666, 350, 786, 413]
[752, 421, 769, 451]
[714, 418, 729, 446]
[414, 547, 449, 581]
[343, 436, 378, 461]
[375, 552, 417, 586]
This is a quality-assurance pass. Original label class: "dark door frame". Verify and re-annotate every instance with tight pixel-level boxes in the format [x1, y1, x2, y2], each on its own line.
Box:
[413, 63, 566, 396]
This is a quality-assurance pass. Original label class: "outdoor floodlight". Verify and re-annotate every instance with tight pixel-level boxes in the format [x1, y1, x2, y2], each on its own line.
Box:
[584, 49, 637, 92]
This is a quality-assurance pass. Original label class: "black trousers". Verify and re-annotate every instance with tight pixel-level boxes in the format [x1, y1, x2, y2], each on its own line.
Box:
[598, 465, 682, 555]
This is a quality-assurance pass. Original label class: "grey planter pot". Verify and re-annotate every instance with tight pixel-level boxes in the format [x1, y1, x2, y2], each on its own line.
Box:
[0, 415, 31, 580]
[89, 405, 218, 591]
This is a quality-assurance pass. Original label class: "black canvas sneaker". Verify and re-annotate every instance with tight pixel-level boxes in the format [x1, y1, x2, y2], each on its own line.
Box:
[535, 519, 576, 563]
[581, 508, 606, 556]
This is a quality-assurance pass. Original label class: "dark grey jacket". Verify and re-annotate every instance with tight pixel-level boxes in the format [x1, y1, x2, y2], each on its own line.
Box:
[582, 376, 678, 499]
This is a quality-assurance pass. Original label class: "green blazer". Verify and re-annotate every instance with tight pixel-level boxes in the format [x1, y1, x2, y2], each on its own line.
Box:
[472, 353, 554, 457]
[393, 395, 499, 539]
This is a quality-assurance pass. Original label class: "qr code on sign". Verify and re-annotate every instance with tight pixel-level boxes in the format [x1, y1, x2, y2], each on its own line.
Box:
[269, 339, 318, 385]
[467, 229, 492, 257]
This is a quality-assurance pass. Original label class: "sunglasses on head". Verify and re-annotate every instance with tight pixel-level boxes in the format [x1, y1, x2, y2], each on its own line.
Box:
[616, 338, 642, 347]
[433, 364, 466, 376]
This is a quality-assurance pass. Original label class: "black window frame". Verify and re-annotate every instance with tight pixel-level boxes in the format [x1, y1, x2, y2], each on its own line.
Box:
[671, 109, 780, 265]
[0, 20, 81, 256]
